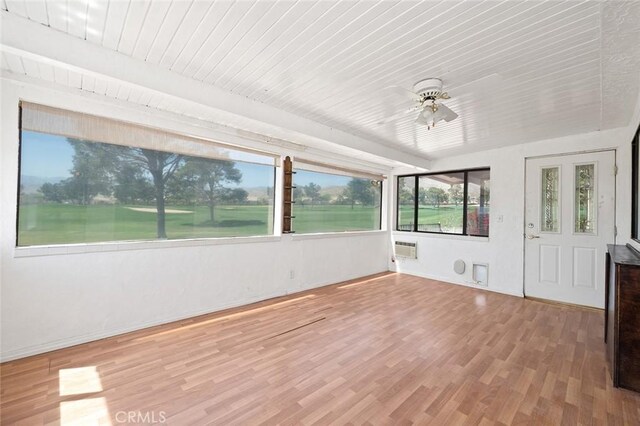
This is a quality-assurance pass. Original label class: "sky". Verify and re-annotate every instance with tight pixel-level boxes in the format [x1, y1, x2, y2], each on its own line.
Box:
[21, 131, 75, 178]
[20, 131, 349, 188]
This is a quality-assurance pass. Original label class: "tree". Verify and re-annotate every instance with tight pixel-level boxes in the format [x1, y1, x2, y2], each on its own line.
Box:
[113, 164, 155, 205]
[342, 178, 377, 209]
[449, 184, 464, 207]
[319, 193, 332, 205]
[399, 190, 414, 204]
[304, 183, 322, 206]
[70, 142, 183, 238]
[421, 187, 448, 208]
[175, 158, 242, 224]
[104, 148, 183, 238]
[333, 194, 348, 205]
[39, 182, 66, 203]
[37, 140, 114, 205]
[293, 187, 306, 206]
[65, 140, 115, 205]
[220, 188, 248, 204]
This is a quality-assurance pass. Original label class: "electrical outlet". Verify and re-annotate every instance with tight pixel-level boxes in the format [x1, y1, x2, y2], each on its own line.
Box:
[289, 270, 295, 279]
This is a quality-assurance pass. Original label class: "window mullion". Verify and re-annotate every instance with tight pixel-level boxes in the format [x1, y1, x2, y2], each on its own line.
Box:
[463, 171, 469, 236]
[414, 175, 419, 232]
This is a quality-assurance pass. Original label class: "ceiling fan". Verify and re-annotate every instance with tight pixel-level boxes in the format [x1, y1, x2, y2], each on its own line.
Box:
[378, 78, 458, 129]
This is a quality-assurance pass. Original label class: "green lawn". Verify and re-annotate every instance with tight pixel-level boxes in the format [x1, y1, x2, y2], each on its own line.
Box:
[17, 203, 381, 246]
[398, 205, 465, 232]
[18, 204, 273, 246]
[293, 204, 380, 233]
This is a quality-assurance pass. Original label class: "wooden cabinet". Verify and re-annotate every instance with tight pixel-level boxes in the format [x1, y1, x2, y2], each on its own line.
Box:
[605, 244, 640, 392]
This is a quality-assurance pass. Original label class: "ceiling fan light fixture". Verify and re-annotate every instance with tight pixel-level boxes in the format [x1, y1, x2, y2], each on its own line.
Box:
[380, 77, 459, 128]
[413, 78, 444, 100]
[416, 105, 435, 129]
[416, 102, 449, 130]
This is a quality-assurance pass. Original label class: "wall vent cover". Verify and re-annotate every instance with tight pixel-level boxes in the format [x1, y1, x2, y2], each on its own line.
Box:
[395, 241, 417, 259]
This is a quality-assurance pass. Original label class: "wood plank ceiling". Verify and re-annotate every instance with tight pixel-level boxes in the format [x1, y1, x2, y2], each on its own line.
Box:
[1, 0, 639, 160]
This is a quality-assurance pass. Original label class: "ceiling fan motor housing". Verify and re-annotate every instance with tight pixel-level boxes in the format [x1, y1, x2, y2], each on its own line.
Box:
[413, 78, 444, 100]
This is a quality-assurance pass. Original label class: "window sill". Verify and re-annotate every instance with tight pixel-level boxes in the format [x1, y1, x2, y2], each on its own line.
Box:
[392, 230, 489, 242]
[291, 230, 387, 240]
[13, 235, 282, 257]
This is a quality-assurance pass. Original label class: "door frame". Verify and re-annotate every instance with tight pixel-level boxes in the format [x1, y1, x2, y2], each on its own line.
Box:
[522, 148, 618, 299]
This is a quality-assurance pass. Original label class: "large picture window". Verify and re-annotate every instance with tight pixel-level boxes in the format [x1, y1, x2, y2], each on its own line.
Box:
[396, 168, 490, 237]
[292, 160, 383, 234]
[17, 103, 277, 246]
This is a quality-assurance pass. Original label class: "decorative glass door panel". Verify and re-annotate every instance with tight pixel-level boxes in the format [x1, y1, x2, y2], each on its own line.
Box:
[540, 167, 560, 233]
[575, 164, 596, 234]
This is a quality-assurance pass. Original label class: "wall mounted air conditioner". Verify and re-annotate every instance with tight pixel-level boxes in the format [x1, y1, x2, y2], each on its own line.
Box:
[394, 241, 417, 259]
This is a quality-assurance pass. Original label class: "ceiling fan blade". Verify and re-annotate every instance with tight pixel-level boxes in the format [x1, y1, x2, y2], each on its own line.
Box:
[383, 85, 422, 102]
[377, 105, 422, 125]
[437, 103, 458, 122]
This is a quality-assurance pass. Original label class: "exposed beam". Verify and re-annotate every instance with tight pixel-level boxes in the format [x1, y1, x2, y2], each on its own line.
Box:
[0, 11, 431, 169]
[2, 69, 399, 175]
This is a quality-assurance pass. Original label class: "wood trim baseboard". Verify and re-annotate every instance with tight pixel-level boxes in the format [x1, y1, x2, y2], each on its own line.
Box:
[525, 296, 604, 312]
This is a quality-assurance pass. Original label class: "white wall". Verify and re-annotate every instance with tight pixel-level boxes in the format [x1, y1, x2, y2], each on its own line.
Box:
[389, 127, 635, 297]
[0, 79, 390, 361]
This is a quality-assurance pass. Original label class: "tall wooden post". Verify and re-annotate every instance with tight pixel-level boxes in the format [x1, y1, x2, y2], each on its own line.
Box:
[282, 156, 295, 233]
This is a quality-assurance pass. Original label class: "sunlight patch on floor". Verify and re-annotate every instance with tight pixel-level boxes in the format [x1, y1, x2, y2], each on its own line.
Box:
[59, 366, 103, 396]
[137, 294, 317, 340]
[338, 274, 390, 289]
[60, 397, 111, 425]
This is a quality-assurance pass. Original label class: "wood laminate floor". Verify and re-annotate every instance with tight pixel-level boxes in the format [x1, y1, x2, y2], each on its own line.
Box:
[2, 273, 640, 425]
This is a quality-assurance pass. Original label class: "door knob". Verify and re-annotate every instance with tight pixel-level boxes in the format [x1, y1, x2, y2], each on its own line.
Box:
[526, 234, 541, 239]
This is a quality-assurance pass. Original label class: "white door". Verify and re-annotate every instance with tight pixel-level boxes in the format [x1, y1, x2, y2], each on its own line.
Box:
[524, 151, 615, 308]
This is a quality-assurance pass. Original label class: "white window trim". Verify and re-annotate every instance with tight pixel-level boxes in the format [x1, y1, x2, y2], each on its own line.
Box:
[14, 235, 282, 258]
[291, 230, 387, 240]
[392, 230, 489, 242]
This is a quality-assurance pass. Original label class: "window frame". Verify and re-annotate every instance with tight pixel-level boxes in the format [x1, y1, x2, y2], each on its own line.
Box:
[396, 167, 490, 237]
[291, 165, 385, 234]
[15, 104, 280, 247]
[632, 124, 640, 242]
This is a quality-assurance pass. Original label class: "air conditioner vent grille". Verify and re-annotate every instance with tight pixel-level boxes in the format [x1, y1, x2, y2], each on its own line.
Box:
[394, 241, 417, 259]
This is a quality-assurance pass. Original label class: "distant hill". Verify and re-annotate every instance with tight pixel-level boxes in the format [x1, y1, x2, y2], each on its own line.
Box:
[244, 186, 273, 201]
[20, 175, 67, 194]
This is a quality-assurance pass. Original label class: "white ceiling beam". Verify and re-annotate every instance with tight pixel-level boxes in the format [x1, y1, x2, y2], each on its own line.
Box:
[2, 69, 399, 175]
[0, 11, 431, 169]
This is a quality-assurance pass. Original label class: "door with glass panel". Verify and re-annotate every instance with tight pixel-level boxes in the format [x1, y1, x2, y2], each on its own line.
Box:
[524, 151, 615, 308]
